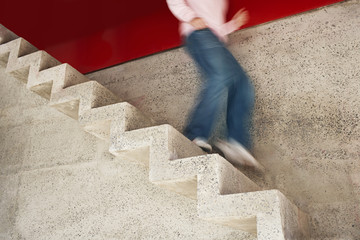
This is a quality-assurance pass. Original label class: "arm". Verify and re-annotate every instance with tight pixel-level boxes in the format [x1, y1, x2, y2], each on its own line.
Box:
[221, 8, 249, 35]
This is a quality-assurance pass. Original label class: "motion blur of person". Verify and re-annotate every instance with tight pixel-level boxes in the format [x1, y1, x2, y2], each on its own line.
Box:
[166, 0, 262, 169]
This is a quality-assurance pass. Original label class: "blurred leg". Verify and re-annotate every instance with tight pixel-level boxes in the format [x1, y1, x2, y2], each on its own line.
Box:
[227, 64, 254, 150]
[184, 29, 228, 140]
[184, 28, 254, 150]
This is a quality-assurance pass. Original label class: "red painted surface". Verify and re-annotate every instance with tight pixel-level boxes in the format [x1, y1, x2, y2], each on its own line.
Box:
[1, 0, 343, 73]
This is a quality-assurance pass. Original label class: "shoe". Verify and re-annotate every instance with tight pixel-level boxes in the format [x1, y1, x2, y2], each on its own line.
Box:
[215, 139, 263, 170]
[193, 137, 212, 153]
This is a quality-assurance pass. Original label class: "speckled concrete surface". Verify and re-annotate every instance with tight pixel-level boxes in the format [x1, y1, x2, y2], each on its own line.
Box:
[3, 28, 274, 238]
[0, 67, 254, 239]
[79, 102, 154, 142]
[196, 155, 308, 239]
[28, 63, 89, 100]
[108, 115, 306, 237]
[50, 80, 120, 119]
[1, 1, 359, 239]
[87, 1, 360, 238]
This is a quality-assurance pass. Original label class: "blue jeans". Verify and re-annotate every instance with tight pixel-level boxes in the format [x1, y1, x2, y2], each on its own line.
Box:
[184, 29, 255, 150]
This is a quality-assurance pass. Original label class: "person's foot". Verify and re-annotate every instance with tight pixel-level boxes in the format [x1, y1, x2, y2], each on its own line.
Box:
[215, 139, 263, 170]
[193, 137, 212, 153]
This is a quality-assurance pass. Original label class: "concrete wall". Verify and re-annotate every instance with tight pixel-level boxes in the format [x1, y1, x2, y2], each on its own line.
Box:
[87, 0, 360, 239]
[0, 1, 359, 239]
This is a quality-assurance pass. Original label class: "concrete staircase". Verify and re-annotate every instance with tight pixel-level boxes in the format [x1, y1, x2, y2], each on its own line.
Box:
[0, 25, 309, 239]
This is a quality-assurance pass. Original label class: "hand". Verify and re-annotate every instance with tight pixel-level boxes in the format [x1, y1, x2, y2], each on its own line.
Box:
[232, 8, 249, 29]
[189, 17, 207, 30]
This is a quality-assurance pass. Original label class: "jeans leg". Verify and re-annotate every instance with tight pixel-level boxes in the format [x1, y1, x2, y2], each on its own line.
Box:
[184, 78, 226, 140]
[183, 29, 254, 147]
[184, 29, 229, 140]
[227, 65, 255, 150]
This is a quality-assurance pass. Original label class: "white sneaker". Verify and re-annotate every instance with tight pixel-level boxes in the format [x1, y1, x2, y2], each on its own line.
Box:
[193, 137, 212, 152]
[215, 139, 263, 170]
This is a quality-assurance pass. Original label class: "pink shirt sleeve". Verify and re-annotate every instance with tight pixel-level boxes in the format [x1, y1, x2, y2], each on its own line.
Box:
[220, 19, 239, 36]
[166, 0, 197, 23]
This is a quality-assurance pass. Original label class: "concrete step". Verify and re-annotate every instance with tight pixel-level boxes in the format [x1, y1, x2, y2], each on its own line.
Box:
[0, 34, 90, 100]
[27, 63, 89, 100]
[0, 24, 18, 44]
[0, 38, 60, 84]
[79, 102, 154, 142]
[49, 81, 120, 120]
[109, 124, 205, 168]
[0, 36, 125, 124]
[0, 38, 37, 73]
[196, 155, 309, 239]
[110, 123, 308, 238]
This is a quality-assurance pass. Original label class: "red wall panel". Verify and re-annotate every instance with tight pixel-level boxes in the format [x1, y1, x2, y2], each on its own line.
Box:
[1, 0, 343, 73]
